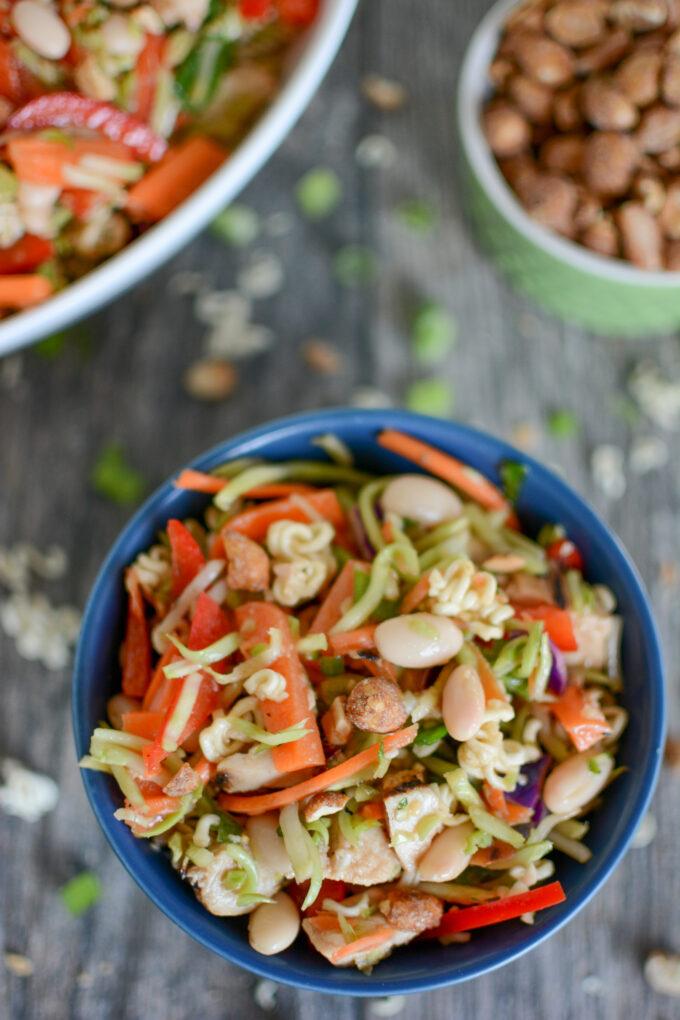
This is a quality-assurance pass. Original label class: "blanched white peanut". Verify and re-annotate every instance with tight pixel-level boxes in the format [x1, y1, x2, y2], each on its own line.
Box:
[12, 1, 71, 60]
[101, 14, 144, 57]
[442, 664, 486, 742]
[543, 752, 613, 815]
[248, 891, 300, 956]
[417, 821, 476, 882]
[381, 475, 463, 526]
[375, 613, 463, 668]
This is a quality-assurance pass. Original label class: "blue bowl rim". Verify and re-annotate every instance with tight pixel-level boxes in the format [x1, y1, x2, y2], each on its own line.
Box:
[72, 408, 666, 996]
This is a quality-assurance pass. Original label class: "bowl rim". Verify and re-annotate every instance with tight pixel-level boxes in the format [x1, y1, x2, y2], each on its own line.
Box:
[0, 0, 358, 359]
[72, 408, 666, 996]
[457, 0, 680, 288]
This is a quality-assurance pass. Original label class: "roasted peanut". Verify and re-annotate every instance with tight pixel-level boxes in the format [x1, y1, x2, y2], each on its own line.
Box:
[581, 76, 639, 130]
[666, 239, 680, 267]
[659, 180, 680, 236]
[634, 172, 667, 213]
[545, 1, 605, 49]
[553, 84, 585, 129]
[540, 133, 586, 173]
[512, 31, 575, 86]
[223, 530, 270, 592]
[609, 0, 668, 33]
[635, 103, 680, 151]
[520, 171, 579, 234]
[581, 214, 621, 256]
[662, 54, 680, 105]
[618, 200, 664, 267]
[583, 130, 639, 195]
[615, 49, 661, 106]
[508, 73, 555, 123]
[345, 675, 407, 733]
[575, 28, 631, 75]
[483, 102, 532, 157]
[574, 188, 604, 230]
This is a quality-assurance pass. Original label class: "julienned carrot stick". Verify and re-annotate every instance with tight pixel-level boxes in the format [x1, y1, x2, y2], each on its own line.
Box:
[400, 573, 431, 615]
[377, 429, 519, 526]
[224, 489, 345, 543]
[174, 469, 225, 494]
[218, 724, 418, 816]
[471, 644, 509, 704]
[235, 602, 325, 773]
[330, 926, 395, 963]
[328, 625, 376, 656]
[0, 274, 53, 308]
[310, 560, 369, 634]
[126, 136, 226, 221]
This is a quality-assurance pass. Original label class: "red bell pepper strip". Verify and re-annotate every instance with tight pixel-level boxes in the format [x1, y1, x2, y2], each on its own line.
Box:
[167, 519, 206, 599]
[142, 594, 231, 775]
[288, 878, 346, 916]
[546, 538, 584, 571]
[225, 489, 345, 543]
[428, 882, 566, 937]
[240, 0, 271, 16]
[236, 602, 326, 773]
[7, 93, 168, 162]
[0, 235, 53, 274]
[134, 34, 166, 122]
[550, 684, 611, 752]
[121, 570, 152, 698]
[517, 605, 578, 652]
[277, 0, 319, 24]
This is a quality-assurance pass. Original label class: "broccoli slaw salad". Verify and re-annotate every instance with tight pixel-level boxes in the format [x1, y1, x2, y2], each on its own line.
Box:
[81, 428, 627, 972]
[0, 0, 318, 315]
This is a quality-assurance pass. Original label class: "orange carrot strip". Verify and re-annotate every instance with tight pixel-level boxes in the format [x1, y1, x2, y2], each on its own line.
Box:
[218, 724, 418, 816]
[377, 429, 519, 526]
[328, 625, 376, 656]
[330, 926, 395, 964]
[306, 913, 341, 933]
[0, 274, 52, 308]
[400, 573, 432, 615]
[471, 644, 509, 703]
[126, 136, 226, 222]
[235, 602, 325, 773]
[225, 489, 345, 543]
[310, 559, 369, 634]
[122, 711, 164, 740]
[174, 469, 225, 493]
[482, 783, 533, 825]
[359, 801, 385, 821]
[7, 135, 134, 187]
[550, 684, 611, 752]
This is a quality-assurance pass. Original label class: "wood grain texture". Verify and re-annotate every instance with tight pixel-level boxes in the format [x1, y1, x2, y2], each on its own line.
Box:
[1, 1, 679, 1018]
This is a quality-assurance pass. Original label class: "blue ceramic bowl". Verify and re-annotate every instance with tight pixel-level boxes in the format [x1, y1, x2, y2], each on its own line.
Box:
[72, 409, 665, 996]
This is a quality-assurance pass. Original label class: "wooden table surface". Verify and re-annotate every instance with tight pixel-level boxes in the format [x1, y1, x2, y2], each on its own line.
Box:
[1, 1, 679, 1018]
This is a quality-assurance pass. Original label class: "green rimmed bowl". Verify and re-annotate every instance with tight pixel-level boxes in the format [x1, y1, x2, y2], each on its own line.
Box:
[457, 0, 680, 337]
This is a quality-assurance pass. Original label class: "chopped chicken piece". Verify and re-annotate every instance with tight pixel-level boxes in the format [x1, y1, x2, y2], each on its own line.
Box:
[188, 844, 281, 917]
[378, 888, 443, 933]
[303, 913, 414, 968]
[216, 749, 284, 792]
[303, 791, 349, 823]
[564, 612, 621, 671]
[223, 530, 270, 592]
[326, 818, 401, 886]
[383, 783, 452, 872]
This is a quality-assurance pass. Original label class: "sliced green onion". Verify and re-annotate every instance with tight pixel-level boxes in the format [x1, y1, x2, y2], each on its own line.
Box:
[499, 460, 527, 505]
[414, 722, 448, 747]
[319, 655, 345, 677]
[405, 379, 454, 418]
[411, 303, 456, 364]
[334, 245, 377, 287]
[331, 543, 419, 633]
[175, 36, 231, 111]
[396, 197, 437, 233]
[91, 444, 145, 505]
[548, 409, 579, 439]
[296, 167, 342, 220]
[60, 872, 102, 916]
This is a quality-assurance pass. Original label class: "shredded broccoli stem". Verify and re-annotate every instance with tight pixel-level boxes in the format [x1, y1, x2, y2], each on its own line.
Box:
[214, 461, 371, 510]
[467, 805, 525, 848]
[482, 840, 553, 871]
[414, 517, 469, 553]
[357, 478, 391, 553]
[165, 631, 241, 678]
[136, 788, 203, 839]
[211, 457, 262, 479]
[445, 768, 483, 808]
[417, 881, 498, 903]
[229, 717, 310, 747]
[549, 829, 592, 863]
[331, 543, 419, 633]
[520, 623, 543, 676]
[110, 765, 145, 808]
[465, 505, 546, 575]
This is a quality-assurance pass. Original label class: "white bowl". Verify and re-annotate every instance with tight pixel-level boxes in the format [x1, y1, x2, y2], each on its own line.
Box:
[458, 0, 680, 336]
[0, 0, 357, 357]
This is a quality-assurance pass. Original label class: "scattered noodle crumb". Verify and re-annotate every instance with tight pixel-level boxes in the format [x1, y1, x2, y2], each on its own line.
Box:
[253, 978, 278, 1011]
[303, 339, 342, 375]
[4, 952, 33, 978]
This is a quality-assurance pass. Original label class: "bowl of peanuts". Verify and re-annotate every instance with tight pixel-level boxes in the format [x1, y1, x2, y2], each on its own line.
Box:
[458, 0, 680, 335]
[73, 408, 665, 993]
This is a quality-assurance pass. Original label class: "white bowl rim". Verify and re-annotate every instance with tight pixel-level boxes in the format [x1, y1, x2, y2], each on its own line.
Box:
[0, 0, 358, 358]
[457, 0, 680, 288]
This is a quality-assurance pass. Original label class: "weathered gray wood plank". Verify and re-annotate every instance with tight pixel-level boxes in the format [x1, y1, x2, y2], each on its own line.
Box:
[1, 0, 679, 1017]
